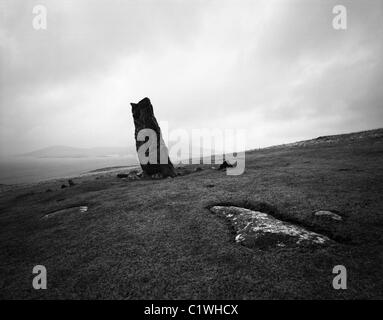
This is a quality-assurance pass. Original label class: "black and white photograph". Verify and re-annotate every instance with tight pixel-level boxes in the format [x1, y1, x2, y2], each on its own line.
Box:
[0, 0, 383, 306]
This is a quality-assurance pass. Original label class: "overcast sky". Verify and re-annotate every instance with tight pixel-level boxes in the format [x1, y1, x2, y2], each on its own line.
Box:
[1, 0, 382, 155]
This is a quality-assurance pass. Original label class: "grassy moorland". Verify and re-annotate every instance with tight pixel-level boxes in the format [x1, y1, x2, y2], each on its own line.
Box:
[0, 129, 382, 299]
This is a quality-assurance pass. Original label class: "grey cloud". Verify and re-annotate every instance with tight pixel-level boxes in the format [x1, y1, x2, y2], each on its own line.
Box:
[1, 0, 382, 155]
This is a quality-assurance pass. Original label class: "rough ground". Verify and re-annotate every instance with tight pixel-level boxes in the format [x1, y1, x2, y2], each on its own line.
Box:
[1, 129, 383, 299]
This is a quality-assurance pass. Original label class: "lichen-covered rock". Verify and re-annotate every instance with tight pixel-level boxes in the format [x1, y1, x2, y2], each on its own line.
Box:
[131, 98, 176, 178]
[210, 206, 331, 249]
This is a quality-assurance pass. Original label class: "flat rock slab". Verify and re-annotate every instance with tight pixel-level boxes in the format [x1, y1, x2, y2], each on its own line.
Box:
[42, 206, 88, 219]
[314, 210, 342, 221]
[210, 206, 331, 249]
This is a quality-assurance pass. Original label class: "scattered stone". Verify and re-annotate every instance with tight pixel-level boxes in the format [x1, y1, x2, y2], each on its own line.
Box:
[117, 171, 143, 180]
[314, 210, 342, 221]
[210, 206, 331, 249]
[45, 189, 53, 193]
[205, 184, 215, 188]
[127, 172, 141, 180]
[194, 167, 203, 172]
[68, 179, 75, 187]
[131, 97, 176, 178]
[151, 173, 163, 179]
[117, 173, 129, 178]
[136, 170, 144, 177]
[218, 161, 234, 170]
[42, 205, 88, 219]
[61, 184, 67, 189]
[79, 206, 88, 212]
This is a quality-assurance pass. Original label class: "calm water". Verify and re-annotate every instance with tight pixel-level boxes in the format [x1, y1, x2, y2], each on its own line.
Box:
[0, 157, 138, 185]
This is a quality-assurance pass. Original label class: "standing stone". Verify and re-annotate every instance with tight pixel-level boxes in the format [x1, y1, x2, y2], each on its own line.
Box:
[131, 97, 176, 178]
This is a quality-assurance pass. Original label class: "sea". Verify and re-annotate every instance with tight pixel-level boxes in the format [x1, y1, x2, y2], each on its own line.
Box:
[0, 156, 139, 185]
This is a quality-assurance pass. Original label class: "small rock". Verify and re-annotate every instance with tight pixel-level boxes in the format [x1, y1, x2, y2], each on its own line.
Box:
[61, 184, 67, 189]
[43, 205, 87, 219]
[194, 167, 203, 172]
[314, 210, 342, 221]
[68, 179, 75, 187]
[205, 184, 215, 188]
[79, 206, 88, 212]
[118, 171, 142, 180]
[117, 173, 129, 178]
[218, 161, 234, 170]
[127, 173, 140, 180]
[45, 189, 53, 192]
[136, 171, 144, 177]
[151, 173, 163, 179]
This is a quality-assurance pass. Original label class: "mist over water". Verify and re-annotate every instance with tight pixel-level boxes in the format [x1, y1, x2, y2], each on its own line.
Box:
[0, 156, 138, 185]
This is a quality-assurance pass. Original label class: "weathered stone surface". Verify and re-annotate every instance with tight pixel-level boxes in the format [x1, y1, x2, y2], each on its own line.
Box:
[210, 206, 331, 249]
[131, 98, 176, 178]
[314, 210, 342, 221]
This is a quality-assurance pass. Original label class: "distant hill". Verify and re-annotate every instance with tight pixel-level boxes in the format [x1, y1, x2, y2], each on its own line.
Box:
[20, 145, 137, 158]
[21, 144, 215, 160]
[19, 128, 383, 159]
[260, 128, 383, 150]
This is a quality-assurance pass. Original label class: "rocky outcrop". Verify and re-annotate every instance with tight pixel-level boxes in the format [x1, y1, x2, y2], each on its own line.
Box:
[131, 98, 176, 178]
[210, 206, 331, 249]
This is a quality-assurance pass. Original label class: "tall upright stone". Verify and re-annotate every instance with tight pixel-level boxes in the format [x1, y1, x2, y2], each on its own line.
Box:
[131, 97, 176, 178]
